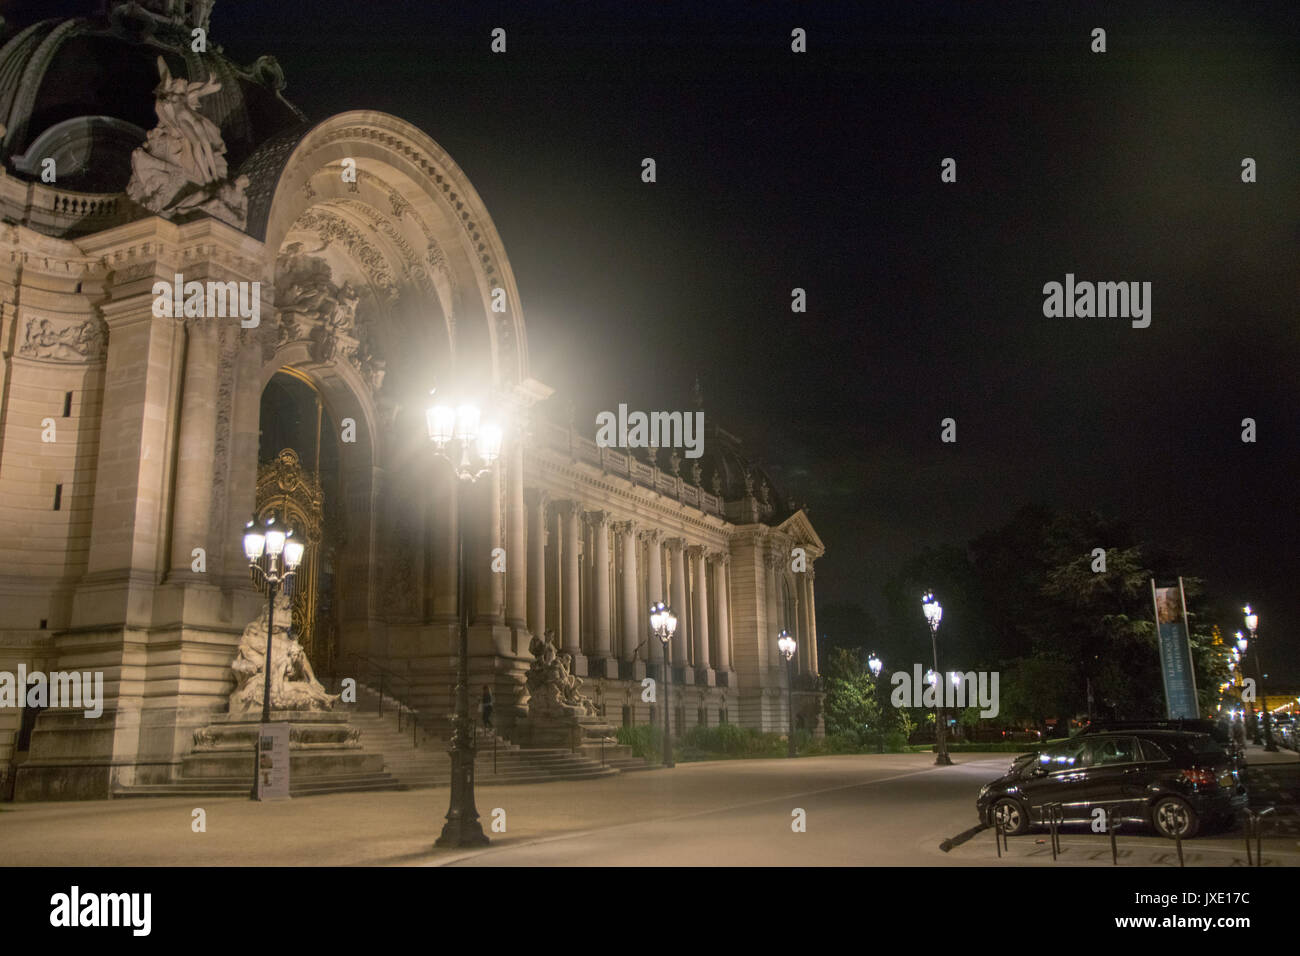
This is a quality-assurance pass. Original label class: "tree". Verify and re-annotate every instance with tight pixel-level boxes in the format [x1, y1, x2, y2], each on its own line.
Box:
[821, 647, 883, 744]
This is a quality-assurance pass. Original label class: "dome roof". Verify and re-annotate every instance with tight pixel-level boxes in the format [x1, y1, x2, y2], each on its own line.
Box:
[0, 3, 304, 193]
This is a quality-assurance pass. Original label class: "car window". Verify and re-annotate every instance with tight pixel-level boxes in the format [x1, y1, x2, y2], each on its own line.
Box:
[1086, 736, 1139, 766]
[1138, 738, 1171, 762]
[1038, 739, 1089, 772]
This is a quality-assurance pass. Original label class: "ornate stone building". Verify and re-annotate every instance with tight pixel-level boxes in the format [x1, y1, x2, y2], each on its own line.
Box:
[0, 1, 824, 800]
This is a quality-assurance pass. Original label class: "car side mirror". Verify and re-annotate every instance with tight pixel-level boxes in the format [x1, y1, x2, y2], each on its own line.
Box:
[1031, 763, 1048, 777]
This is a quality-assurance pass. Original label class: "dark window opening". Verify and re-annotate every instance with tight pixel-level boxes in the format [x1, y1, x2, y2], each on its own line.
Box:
[62, 392, 72, 417]
[52, 484, 62, 510]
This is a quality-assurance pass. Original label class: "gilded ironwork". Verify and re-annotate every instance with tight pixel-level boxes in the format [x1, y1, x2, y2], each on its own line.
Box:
[255, 448, 329, 673]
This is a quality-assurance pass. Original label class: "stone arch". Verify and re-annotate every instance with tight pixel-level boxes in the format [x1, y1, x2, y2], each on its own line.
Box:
[246, 110, 529, 393]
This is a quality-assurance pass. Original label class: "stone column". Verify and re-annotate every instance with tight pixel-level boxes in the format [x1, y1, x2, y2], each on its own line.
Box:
[806, 566, 819, 675]
[167, 317, 218, 577]
[764, 549, 783, 669]
[431, 466, 458, 622]
[642, 529, 663, 663]
[556, 500, 585, 673]
[668, 537, 690, 676]
[525, 489, 548, 638]
[471, 467, 503, 625]
[689, 545, 712, 679]
[505, 433, 527, 629]
[796, 571, 812, 676]
[713, 552, 732, 673]
[588, 510, 615, 676]
[616, 521, 640, 664]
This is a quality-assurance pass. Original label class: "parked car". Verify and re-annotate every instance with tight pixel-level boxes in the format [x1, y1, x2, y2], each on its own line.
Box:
[1076, 718, 1243, 769]
[976, 730, 1247, 839]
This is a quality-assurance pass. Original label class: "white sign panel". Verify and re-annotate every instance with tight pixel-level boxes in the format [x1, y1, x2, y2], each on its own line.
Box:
[256, 722, 291, 800]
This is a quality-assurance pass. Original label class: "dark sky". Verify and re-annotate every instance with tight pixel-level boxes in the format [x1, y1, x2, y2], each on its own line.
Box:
[14, 1, 1298, 679]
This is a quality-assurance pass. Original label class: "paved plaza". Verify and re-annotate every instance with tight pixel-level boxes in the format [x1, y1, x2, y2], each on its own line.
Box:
[3, 748, 1296, 867]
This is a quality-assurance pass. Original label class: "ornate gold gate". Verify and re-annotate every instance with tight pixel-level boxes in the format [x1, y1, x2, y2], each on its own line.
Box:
[255, 448, 330, 674]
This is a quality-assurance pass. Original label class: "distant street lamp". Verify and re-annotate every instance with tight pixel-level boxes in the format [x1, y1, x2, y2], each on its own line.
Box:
[922, 591, 951, 766]
[867, 654, 882, 678]
[778, 630, 797, 758]
[1245, 606, 1276, 752]
[650, 602, 678, 768]
[428, 392, 503, 847]
[243, 512, 305, 800]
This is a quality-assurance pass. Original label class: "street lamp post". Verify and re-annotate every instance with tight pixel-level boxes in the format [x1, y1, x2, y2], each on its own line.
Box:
[650, 602, 677, 768]
[1245, 606, 1276, 752]
[428, 394, 503, 848]
[868, 653, 884, 752]
[778, 630, 797, 758]
[242, 512, 305, 800]
[923, 591, 951, 766]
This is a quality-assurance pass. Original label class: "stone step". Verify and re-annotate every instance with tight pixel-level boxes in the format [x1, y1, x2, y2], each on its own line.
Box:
[115, 772, 404, 799]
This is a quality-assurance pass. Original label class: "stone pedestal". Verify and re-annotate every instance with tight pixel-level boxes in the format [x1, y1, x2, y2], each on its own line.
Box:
[514, 714, 617, 751]
[183, 711, 382, 780]
[588, 657, 619, 679]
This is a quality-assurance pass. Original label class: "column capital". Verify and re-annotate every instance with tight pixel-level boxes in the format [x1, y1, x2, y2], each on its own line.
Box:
[638, 527, 662, 544]
[664, 536, 687, 553]
[764, 549, 786, 572]
[612, 518, 639, 537]
[686, 543, 709, 560]
[584, 508, 611, 529]
[552, 498, 581, 518]
[525, 487, 550, 509]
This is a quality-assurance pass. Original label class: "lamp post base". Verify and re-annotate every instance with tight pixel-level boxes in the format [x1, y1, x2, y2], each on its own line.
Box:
[435, 744, 488, 848]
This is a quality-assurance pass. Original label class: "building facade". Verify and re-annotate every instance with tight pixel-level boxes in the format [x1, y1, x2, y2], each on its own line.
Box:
[0, 0, 823, 800]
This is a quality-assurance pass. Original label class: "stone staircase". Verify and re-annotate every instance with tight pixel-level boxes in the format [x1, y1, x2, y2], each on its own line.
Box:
[347, 683, 654, 788]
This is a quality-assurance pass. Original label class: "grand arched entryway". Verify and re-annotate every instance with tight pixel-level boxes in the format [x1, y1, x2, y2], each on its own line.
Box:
[255, 369, 343, 676]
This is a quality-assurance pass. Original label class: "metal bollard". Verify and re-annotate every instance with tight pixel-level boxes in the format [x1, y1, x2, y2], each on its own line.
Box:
[994, 817, 1003, 858]
[1109, 819, 1122, 865]
[1174, 827, 1184, 867]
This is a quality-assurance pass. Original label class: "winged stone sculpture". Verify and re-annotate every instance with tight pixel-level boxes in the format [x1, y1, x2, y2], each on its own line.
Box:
[126, 56, 249, 228]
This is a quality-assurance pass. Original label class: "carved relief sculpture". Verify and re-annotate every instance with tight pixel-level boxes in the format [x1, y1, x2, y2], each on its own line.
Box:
[19, 317, 106, 361]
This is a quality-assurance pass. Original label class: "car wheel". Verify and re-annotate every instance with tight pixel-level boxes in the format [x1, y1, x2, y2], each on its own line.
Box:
[991, 798, 1028, 835]
[1152, 796, 1199, 840]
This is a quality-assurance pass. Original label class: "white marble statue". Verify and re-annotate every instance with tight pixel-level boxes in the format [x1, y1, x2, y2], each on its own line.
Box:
[229, 593, 339, 714]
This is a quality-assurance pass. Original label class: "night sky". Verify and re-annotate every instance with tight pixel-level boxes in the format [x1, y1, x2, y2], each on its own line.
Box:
[12, 1, 1298, 679]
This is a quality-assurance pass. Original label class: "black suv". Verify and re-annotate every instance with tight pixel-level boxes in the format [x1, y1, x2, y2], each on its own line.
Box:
[976, 730, 1247, 839]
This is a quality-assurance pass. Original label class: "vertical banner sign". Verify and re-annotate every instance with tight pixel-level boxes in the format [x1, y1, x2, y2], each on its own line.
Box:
[1151, 578, 1199, 719]
[256, 722, 291, 800]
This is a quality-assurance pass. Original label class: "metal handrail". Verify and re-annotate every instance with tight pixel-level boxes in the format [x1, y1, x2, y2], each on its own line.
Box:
[337, 652, 442, 750]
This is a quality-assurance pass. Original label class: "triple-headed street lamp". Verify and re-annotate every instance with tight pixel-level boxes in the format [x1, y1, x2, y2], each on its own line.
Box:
[650, 602, 678, 768]
[242, 512, 305, 800]
[777, 630, 797, 758]
[922, 591, 951, 766]
[1244, 605, 1276, 752]
[428, 393, 503, 847]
